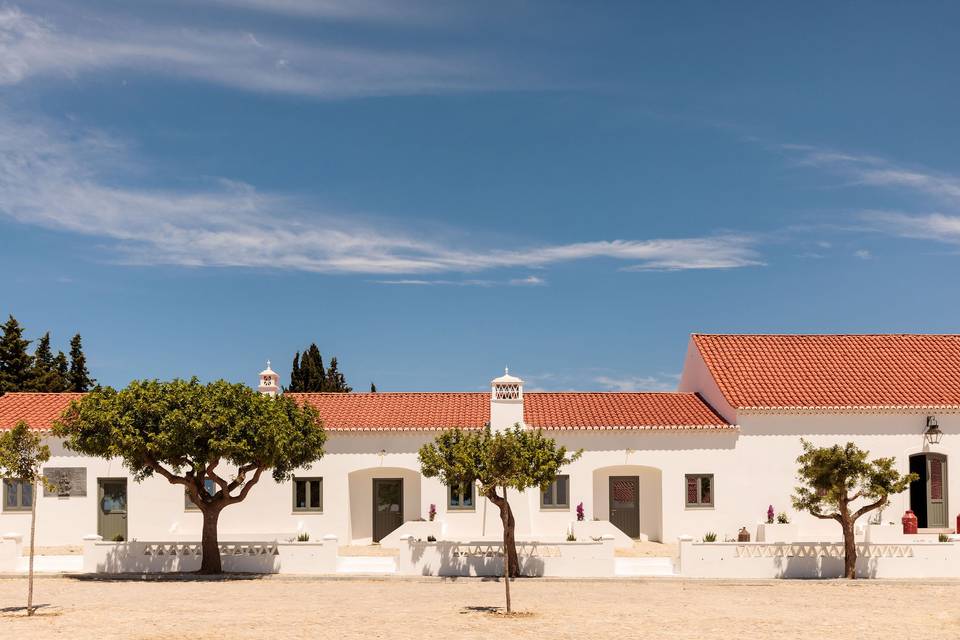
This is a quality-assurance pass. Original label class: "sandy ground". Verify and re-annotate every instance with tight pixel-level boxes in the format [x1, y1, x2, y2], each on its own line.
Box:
[1, 576, 958, 640]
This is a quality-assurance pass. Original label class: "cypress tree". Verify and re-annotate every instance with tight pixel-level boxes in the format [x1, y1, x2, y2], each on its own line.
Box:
[370, 382, 377, 393]
[68, 334, 96, 392]
[302, 344, 325, 392]
[289, 352, 302, 392]
[54, 352, 70, 391]
[0, 315, 33, 394]
[30, 332, 66, 392]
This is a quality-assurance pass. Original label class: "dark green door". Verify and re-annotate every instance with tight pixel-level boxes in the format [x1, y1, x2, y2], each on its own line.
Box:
[372, 478, 403, 543]
[98, 479, 128, 541]
[609, 476, 639, 538]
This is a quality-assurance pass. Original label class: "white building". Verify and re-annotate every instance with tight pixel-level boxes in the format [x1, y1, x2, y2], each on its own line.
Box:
[1, 334, 956, 548]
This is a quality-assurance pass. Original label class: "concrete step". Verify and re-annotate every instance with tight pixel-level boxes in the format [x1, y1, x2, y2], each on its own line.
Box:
[335, 556, 397, 574]
[614, 557, 676, 577]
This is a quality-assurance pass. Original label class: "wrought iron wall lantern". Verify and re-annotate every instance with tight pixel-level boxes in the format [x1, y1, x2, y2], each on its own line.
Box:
[924, 416, 943, 445]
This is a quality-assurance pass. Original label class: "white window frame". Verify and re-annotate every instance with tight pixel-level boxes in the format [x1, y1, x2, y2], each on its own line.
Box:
[448, 482, 476, 511]
[685, 473, 714, 509]
[540, 475, 570, 510]
[3, 478, 33, 512]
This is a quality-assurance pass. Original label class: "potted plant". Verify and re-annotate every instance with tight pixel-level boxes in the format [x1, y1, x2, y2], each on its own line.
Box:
[703, 532, 717, 542]
[756, 506, 798, 543]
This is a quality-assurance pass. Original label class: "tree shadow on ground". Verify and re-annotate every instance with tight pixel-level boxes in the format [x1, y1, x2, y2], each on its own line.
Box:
[68, 572, 269, 583]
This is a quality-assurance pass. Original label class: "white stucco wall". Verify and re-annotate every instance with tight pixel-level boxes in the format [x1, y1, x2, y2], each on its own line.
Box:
[3, 415, 955, 548]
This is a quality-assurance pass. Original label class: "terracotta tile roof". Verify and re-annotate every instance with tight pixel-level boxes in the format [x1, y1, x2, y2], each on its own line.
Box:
[290, 393, 490, 431]
[291, 391, 731, 431]
[2, 390, 732, 432]
[692, 334, 960, 410]
[524, 393, 729, 429]
[0, 392, 84, 430]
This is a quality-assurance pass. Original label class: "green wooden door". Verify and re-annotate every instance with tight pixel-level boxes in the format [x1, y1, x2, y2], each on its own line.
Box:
[98, 479, 128, 541]
[927, 454, 947, 528]
[372, 478, 403, 543]
[609, 476, 640, 538]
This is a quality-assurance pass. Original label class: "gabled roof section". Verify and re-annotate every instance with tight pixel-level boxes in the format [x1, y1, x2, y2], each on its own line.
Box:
[0, 392, 84, 430]
[289, 393, 490, 431]
[524, 392, 730, 430]
[3, 390, 733, 432]
[692, 334, 960, 410]
[291, 391, 731, 431]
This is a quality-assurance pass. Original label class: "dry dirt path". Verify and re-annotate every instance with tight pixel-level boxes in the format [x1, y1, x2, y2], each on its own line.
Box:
[1, 575, 958, 639]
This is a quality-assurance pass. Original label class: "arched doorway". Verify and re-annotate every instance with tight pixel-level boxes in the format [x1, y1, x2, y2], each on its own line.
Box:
[592, 465, 663, 541]
[909, 453, 948, 528]
[347, 467, 422, 544]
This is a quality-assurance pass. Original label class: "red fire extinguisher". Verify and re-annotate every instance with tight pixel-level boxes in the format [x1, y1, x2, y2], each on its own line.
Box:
[902, 510, 918, 535]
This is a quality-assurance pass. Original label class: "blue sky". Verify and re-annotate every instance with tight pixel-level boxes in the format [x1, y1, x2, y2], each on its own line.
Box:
[1, 1, 959, 392]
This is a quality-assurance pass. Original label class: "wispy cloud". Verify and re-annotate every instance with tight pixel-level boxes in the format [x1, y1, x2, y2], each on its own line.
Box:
[860, 211, 960, 244]
[0, 112, 763, 275]
[593, 374, 679, 392]
[0, 5, 504, 97]
[375, 275, 548, 287]
[853, 249, 872, 260]
[782, 143, 960, 206]
[206, 0, 447, 23]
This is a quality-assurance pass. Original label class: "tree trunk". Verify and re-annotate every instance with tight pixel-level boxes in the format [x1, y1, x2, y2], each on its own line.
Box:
[841, 515, 857, 579]
[26, 477, 38, 616]
[500, 487, 512, 614]
[198, 507, 222, 574]
[503, 500, 519, 579]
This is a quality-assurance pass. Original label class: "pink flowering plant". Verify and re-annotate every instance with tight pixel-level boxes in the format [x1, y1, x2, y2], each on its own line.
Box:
[576, 502, 585, 521]
[428, 503, 437, 521]
[767, 505, 775, 524]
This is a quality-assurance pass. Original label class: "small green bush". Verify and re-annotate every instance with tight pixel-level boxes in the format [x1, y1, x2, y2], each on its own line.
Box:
[703, 532, 717, 542]
[112, 534, 125, 542]
[566, 533, 576, 542]
[776, 512, 790, 524]
[939, 533, 950, 543]
[297, 532, 310, 542]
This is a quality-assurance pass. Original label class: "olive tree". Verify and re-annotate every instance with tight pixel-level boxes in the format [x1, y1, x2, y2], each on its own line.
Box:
[0, 421, 51, 615]
[55, 379, 325, 574]
[419, 425, 580, 612]
[792, 439, 916, 579]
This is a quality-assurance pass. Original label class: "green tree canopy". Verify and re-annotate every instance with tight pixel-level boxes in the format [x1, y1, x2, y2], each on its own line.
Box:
[419, 425, 580, 611]
[55, 378, 326, 573]
[792, 439, 916, 579]
[0, 421, 51, 615]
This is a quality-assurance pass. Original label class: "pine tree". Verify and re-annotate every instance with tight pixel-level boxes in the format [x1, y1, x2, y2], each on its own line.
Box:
[67, 334, 96, 392]
[370, 382, 377, 393]
[289, 352, 302, 392]
[325, 357, 351, 393]
[0, 315, 33, 395]
[30, 332, 67, 392]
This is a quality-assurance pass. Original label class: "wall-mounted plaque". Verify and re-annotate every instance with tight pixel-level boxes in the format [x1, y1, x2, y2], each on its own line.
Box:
[42, 467, 87, 497]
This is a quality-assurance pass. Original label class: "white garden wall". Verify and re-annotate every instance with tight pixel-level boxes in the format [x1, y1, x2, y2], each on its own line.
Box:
[677, 538, 960, 579]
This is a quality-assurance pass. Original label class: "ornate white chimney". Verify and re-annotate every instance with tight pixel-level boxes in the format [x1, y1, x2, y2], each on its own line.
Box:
[258, 361, 280, 396]
[490, 367, 524, 431]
